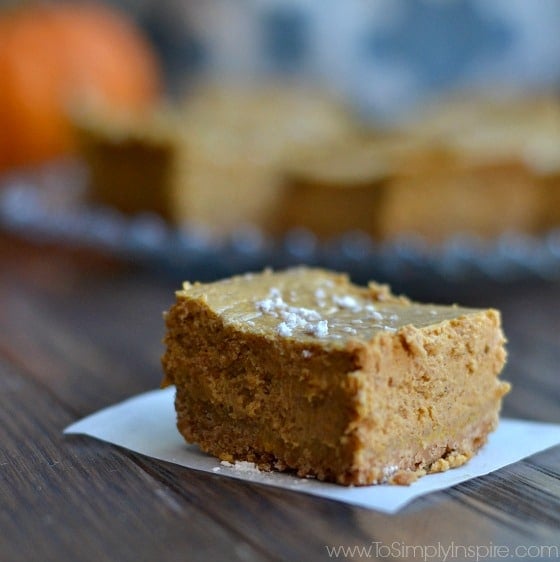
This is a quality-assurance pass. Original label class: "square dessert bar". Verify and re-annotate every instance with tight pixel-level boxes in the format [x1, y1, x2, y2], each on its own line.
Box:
[75, 86, 356, 235]
[161, 268, 510, 486]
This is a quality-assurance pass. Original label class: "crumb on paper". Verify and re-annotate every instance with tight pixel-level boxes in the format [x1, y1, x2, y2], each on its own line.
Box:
[390, 469, 427, 486]
[220, 460, 262, 473]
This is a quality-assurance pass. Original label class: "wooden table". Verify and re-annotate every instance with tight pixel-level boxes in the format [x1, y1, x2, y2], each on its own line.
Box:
[1, 233, 559, 562]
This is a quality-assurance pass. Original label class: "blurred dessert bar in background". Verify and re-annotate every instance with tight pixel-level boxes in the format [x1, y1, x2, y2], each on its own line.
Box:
[75, 87, 560, 242]
[76, 85, 357, 233]
[278, 93, 560, 241]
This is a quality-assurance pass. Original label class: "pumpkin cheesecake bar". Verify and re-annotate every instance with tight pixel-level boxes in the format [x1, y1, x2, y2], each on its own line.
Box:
[161, 268, 510, 486]
[75, 85, 356, 234]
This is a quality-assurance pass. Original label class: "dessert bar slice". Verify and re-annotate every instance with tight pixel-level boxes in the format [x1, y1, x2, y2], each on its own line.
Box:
[75, 86, 356, 234]
[161, 268, 509, 486]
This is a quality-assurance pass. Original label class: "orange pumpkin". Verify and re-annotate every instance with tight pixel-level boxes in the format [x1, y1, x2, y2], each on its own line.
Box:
[0, 1, 162, 172]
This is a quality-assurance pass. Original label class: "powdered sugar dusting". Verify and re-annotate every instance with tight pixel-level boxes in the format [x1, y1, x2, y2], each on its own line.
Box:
[252, 285, 407, 340]
[277, 322, 293, 337]
[256, 288, 329, 338]
[365, 304, 383, 321]
[333, 295, 361, 311]
[315, 288, 326, 301]
[310, 320, 329, 338]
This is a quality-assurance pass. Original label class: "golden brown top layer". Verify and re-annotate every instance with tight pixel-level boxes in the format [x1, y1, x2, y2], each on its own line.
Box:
[404, 94, 560, 173]
[177, 268, 482, 345]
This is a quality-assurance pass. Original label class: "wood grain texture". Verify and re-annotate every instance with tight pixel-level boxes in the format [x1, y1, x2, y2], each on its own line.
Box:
[0, 235, 559, 562]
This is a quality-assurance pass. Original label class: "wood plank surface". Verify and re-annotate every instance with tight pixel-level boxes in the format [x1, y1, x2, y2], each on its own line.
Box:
[1, 234, 559, 562]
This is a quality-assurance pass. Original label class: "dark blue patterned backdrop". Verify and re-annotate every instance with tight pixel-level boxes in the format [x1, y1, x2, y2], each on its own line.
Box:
[128, 0, 560, 119]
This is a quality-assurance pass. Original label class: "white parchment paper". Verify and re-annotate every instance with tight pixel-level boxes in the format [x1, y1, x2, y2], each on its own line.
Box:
[64, 387, 560, 514]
